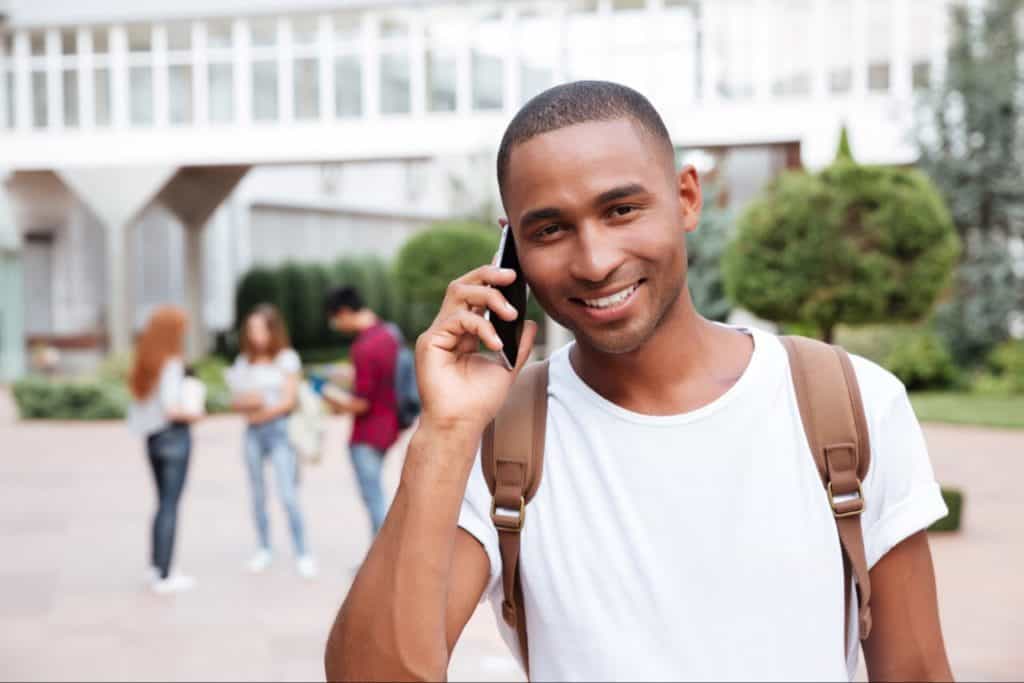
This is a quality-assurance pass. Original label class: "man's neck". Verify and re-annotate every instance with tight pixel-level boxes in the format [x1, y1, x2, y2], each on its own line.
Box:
[569, 293, 754, 416]
[357, 311, 379, 333]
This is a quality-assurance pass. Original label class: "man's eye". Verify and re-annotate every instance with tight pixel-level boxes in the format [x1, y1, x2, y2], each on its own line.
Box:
[611, 205, 635, 217]
[538, 224, 562, 238]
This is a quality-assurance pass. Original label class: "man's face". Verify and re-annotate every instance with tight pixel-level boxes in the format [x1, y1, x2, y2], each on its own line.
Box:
[502, 118, 701, 355]
[330, 308, 358, 335]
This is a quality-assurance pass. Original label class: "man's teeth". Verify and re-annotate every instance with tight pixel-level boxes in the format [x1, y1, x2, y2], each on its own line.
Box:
[582, 283, 639, 309]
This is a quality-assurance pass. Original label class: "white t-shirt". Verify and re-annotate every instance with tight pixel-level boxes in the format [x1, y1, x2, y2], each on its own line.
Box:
[127, 358, 184, 436]
[229, 348, 301, 408]
[458, 327, 947, 682]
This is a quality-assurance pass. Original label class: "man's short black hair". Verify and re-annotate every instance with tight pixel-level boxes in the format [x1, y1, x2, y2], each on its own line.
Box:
[496, 80, 675, 202]
[325, 286, 365, 316]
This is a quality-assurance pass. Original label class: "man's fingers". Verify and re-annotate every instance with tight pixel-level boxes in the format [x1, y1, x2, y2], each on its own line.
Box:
[442, 283, 519, 321]
[429, 310, 503, 353]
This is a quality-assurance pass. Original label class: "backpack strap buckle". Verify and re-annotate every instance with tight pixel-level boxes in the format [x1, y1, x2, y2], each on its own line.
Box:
[491, 496, 526, 532]
[827, 479, 865, 518]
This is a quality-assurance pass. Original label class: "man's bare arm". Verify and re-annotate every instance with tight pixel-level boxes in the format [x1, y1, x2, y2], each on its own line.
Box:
[324, 426, 490, 681]
[863, 530, 953, 681]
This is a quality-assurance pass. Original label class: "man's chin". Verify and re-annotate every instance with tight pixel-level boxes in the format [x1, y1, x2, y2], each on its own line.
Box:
[570, 322, 652, 356]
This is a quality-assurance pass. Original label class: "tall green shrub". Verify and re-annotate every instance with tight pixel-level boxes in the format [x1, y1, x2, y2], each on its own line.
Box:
[687, 193, 733, 322]
[279, 262, 324, 349]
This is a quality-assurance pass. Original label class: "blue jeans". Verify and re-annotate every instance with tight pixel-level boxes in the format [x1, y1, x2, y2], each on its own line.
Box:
[350, 444, 388, 535]
[244, 417, 308, 556]
[146, 423, 191, 579]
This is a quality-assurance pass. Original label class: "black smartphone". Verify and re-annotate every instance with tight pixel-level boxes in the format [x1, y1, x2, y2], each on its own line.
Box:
[489, 224, 528, 369]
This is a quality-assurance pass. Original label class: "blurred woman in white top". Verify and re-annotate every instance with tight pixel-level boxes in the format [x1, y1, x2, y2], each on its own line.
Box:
[127, 306, 202, 594]
[229, 304, 316, 578]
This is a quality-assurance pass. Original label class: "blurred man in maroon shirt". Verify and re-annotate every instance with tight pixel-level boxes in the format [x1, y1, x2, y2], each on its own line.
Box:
[324, 287, 399, 536]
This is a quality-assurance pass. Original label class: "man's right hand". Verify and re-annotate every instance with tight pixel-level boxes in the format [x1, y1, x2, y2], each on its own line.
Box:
[415, 264, 538, 438]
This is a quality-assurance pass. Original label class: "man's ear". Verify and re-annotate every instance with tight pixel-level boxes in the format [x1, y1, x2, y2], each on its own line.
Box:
[678, 165, 703, 233]
[498, 217, 509, 229]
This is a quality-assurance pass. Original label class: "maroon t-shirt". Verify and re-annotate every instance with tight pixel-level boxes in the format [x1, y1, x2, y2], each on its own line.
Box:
[349, 322, 400, 452]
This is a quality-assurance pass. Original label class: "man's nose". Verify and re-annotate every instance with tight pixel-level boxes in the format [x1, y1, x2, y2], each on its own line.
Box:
[568, 224, 626, 285]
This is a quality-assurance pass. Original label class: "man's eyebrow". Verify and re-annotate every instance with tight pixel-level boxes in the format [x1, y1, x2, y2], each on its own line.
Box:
[594, 183, 648, 206]
[519, 206, 563, 228]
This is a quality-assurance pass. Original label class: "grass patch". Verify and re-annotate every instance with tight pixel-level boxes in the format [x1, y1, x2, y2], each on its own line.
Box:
[910, 392, 1024, 430]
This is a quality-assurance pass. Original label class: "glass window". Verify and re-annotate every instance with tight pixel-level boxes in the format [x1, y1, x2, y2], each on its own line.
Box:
[169, 64, 193, 124]
[381, 18, 409, 40]
[293, 16, 319, 46]
[472, 51, 502, 111]
[613, 0, 646, 10]
[61, 30, 78, 56]
[94, 68, 111, 126]
[334, 12, 361, 42]
[31, 71, 47, 128]
[427, 52, 456, 112]
[294, 58, 319, 120]
[521, 64, 552, 104]
[912, 62, 931, 90]
[380, 53, 410, 114]
[866, 0, 890, 93]
[826, 0, 853, 94]
[909, 0, 934, 91]
[93, 29, 110, 54]
[571, 0, 598, 11]
[252, 60, 278, 121]
[62, 70, 79, 127]
[714, 0, 755, 99]
[251, 18, 277, 48]
[773, 0, 812, 97]
[168, 22, 192, 51]
[5, 69, 16, 128]
[209, 63, 234, 123]
[334, 55, 362, 117]
[129, 66, 153, 125]
[30, 32, 46, 57]
[127, 24, 152, 53]
[207, 20, 233, 49]
[868, 63, 889, 92]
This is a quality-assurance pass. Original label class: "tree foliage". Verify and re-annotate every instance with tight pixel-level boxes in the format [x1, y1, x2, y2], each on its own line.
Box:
[917, 0, 1024, 363]
[723, 160, 960, 343]
[687, 192, 733, 322]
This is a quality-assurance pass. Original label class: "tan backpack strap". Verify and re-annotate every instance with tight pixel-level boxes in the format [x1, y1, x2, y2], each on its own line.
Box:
[481, 360, 550, 675]
[781, 336, 873, 647]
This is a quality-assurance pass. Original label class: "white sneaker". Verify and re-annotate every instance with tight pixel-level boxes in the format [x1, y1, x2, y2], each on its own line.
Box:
[151, 574, 195, 595]
[296, 555, 318, 579]
[247, 549, 273, 573]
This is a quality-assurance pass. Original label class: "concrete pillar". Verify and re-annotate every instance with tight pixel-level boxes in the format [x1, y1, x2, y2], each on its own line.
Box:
[58, 166, 177, 354]
[0, 171, 26, 381]
[155, 164, 249, 359]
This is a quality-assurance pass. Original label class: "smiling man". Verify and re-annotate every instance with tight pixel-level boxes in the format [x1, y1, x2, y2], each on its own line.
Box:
[324, 81, 953, 682]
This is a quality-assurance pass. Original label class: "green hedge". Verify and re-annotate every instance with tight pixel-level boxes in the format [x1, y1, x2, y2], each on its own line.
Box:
[928, 487, 963, 532]
[231, 256, 404, 353]
[12, 377, 128, 420]
[835, 325, 961, 391]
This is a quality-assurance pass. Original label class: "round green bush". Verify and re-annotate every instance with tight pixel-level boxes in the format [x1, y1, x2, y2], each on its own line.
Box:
[394, 222, 500, 339]
[723, 161, 960, 342]
[982, 340, 1024, 395]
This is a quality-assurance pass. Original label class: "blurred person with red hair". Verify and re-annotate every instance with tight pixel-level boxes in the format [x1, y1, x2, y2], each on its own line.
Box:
[229, 304, 316, 579]
[127, 305, 202, 595]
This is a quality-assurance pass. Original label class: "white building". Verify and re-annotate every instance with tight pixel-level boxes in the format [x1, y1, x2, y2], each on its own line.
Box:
[0, 0, 954, 376]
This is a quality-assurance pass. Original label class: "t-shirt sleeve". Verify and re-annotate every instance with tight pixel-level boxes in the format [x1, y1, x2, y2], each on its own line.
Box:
[457, 446, 503, 603]
[855, 357, 949, 569]
[277, 348, 302, 375]
[158, 359, 185, 412]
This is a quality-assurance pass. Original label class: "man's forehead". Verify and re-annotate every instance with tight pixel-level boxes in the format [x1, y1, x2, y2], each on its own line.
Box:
[504, 119, 668, 208]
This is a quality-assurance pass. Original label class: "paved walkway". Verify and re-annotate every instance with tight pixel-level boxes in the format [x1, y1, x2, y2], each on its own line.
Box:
[0, 391, 1020, 681]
